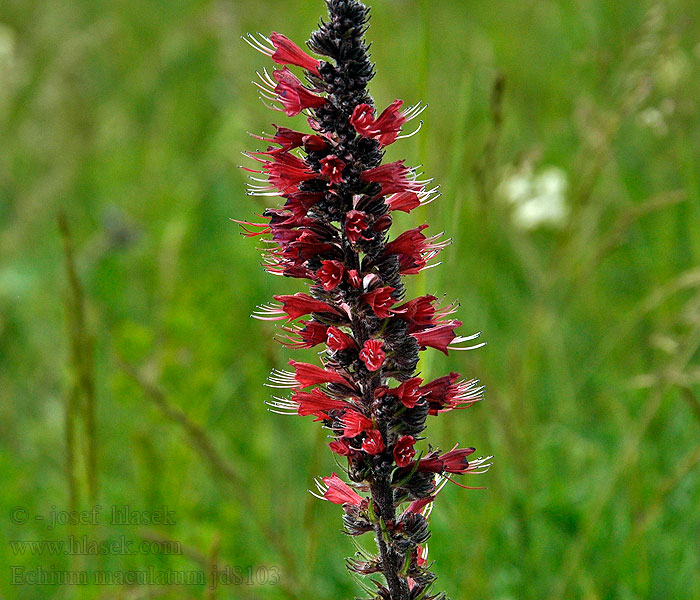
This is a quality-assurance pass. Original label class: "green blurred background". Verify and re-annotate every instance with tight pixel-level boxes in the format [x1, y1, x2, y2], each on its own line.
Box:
[1, 0, 700, 598]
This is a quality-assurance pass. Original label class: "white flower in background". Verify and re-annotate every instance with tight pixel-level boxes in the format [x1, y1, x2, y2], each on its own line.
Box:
[637, 107, 668, 136]
[499, 165, 570, 230]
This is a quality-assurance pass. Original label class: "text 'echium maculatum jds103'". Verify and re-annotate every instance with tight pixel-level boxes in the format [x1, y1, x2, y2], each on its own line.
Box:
[240, 1, 491, 599]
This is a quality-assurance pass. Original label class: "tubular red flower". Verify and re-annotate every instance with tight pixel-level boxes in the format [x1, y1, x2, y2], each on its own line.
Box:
[274, 293, 341, 321]
[384, 225, 429, 257]
[393, 435, 416, 467]
[272, 67, 327, 116]
[283, 191, 324, 219]
[393, 377, 423, 408]
[342, 410, 374, 437]
[280, 320, 328, 349]
[257, 151, 317, 193]
[386, 191, 421, 213]
[406, 497, 434, 514]
[345, 210, 369, 243]
[350, 103, 375, 134]
[269, 32, 321, 75]
[359, 339, 385, 372]
[350, 100, 407, 146]
[346, 269, 361, 288]
[393, 295, 440, 332]
[362, 286, 397, 318]
[317, 260, 344, 291]
[326, 326, 356, 352]
[256, 125, 306, 150]
[321, 473, 364, 506]
[255, 126, 329, 154]
[293, 388, 350, 417]
[361, 161, 422, 196]
[288, 359, 351, 388]
[329, 438, 352, 456]
[362, 429, 385, 455]
[373, 100, 407, 145]
[420, 372, 484, 414]
[320, 155, 346, 184]
[411, 320, 463, 355]
[416, 446, 476, 474]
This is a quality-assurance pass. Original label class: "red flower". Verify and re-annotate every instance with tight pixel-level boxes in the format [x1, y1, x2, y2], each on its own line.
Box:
[253, 293, 340, 321]
[384, 225, 429, 257]
[384, 227, 449, 275]
[254, 126, 329, 154]
[417, 446, 476, 474]
[288, 360, 351, 388]
[342, 410, 374, 437]
[280, 320, 328, 349]
[393, 377, 423, 408]
[246, 32, 321, 76]
[362, 430, 385, 455]
[292, 388, 350, 417]
[268, 32, 321, 75]
[326, 326, 356, 352]
[362, 286, 397, 318]
[260, 152, 317, 193]
[320, 155, 346, 185]
[394, 295, 435, 321]
[283, 230, 335, 261]
[405, 497, 434, 514]
[359, 339, 385, 372]
[317, 260, 344, 291]
[329, 438, 352, 456]
[361, 161, 422, 196]
[420, 372, 483, 414]
[283, 191, 324, 219]
[386, 191, 421, 213]
[411, 320, 462, 355]
[346, 269, 361, 288]
[372, 100, 407, 145]
[250, 126, 304, 151]
[393, 295, 456, 333]
[320, 473, 364, 507]
[302, 134, 329, 152]
[350, 100, 407, 146]
[272, 67, 326, 117]
[349, 103, 375, 134]
[393, 435, 416, 467]
[345, 210, 369, 243]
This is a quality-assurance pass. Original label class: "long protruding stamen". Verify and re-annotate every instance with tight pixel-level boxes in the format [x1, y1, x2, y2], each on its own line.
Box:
[396, 120, 423, 140]
[265, 369, 299, 388]
[448, 331, 487, 352]
[242, 32, 275, 57]
[402, 102, 428, 121]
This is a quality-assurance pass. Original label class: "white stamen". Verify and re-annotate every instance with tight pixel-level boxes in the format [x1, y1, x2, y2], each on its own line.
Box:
[251, 302, 285, 321]
[266, 369, 298, 388]
[396, 120, 423, 140]
[402, 102, 427, 121]
[467, 456, 493, 473]
[242, 33, 274, 57]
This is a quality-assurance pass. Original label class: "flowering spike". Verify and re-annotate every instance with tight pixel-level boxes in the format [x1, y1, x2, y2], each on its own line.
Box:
[243, 2, 490, 599]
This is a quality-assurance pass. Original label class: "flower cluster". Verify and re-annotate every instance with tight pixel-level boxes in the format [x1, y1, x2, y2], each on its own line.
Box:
[243, 2, 490, 598]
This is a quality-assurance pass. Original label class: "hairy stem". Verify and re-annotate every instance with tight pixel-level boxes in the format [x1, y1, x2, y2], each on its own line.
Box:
[371, 479, 409, 600]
